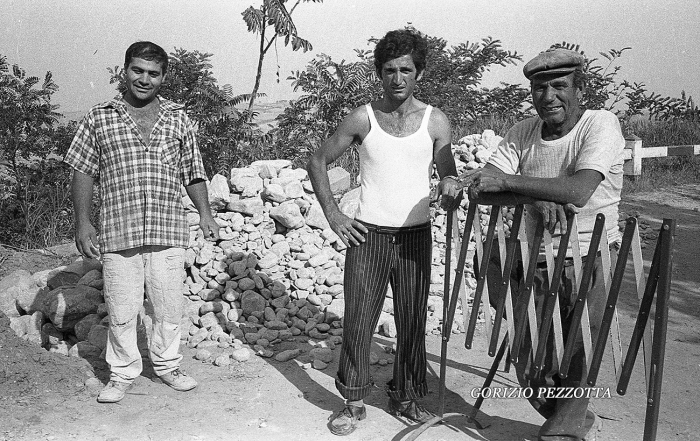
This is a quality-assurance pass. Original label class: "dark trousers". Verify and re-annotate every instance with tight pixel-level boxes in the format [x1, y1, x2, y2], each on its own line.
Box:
[336, 221, 432, 402]
[481, 240, 616, 441]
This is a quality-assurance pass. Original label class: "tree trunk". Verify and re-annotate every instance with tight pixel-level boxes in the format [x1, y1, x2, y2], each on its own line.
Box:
[247, 0, 302, 115]
[248, 8, 268, 114]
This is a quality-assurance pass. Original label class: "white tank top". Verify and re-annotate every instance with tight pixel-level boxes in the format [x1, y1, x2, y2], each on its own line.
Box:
[355, 103, 434, 227]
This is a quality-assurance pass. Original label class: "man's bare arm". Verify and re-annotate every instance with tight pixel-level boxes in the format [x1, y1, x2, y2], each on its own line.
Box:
[462, 164, 603, 208]
[307, 107, 368, 247]
[430, 108, 462, 211]
[464, 164, 582, 233]
[71, 170, 99, 259]
[185, 179, 220, 241]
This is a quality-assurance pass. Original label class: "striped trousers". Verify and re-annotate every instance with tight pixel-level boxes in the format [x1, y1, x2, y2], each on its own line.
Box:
[336, 221, 432, 401]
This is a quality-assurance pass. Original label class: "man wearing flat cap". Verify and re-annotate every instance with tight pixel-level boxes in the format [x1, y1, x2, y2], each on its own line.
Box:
[462, 47, 625, 440]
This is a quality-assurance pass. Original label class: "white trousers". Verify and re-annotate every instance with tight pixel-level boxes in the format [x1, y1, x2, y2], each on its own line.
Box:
[102, 246, 185, 383]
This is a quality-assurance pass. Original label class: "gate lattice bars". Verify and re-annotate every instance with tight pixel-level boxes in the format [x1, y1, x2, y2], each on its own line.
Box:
[416, 203, 675, 441]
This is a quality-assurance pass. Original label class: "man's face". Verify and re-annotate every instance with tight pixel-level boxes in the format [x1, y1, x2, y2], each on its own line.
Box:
[124, 57, 165, 104]
[379, 54, 423, 102]
[531, 72, 581, 129]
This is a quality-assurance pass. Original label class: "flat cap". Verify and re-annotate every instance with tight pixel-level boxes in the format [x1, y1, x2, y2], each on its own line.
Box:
[523, 48, 585, 80]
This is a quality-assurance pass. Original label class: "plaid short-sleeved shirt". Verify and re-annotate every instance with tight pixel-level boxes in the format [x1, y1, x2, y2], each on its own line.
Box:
[64, 95, 207, 253]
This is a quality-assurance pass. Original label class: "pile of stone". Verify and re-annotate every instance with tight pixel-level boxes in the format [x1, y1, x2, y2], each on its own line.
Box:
[0, 260, 110, 362]
[453, 129, 503, 172]
[181, 157, 475, 365]
[2, 131, 518, 369]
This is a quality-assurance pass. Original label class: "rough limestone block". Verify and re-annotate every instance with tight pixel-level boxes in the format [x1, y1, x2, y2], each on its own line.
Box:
[31, 268, 64, 289]
[278, 168, 308, 182]
[262, 183, 287, 203]
[47, 259, 103, 290]
[12, 280, 47, 315]
[87, 325, 109, 350]
[327, 167, 350, 194]
[74, 313, 102, 341]
[338, 187, 360, 218]
[208, 173, 231, 209]
[269, 203, 305, 229]
[250, 159, 292, 175]
[230, 170, 263, 197]
[325, 298, 345, 322]
[304, 201, 331, 230]
[9, 312, 44, 345]
[42, 285, 104, 332]
[227, 198, 264, 217]
[283, 181, 305, 199]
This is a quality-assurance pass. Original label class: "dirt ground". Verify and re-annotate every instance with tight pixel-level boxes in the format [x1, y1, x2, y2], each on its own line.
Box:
[1, 186, 698, 441]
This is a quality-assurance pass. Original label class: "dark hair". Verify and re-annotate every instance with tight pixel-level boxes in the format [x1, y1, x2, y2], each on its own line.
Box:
[124, 41, 168, 74]
[373, 29, 428, 77]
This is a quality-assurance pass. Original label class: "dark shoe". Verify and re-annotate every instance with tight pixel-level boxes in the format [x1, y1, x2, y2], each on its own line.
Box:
[388, 398, 436, 424]
[328, 404, 367, 436]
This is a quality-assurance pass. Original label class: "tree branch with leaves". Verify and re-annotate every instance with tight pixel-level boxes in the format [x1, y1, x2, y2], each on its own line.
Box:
[241, 0, 322, 112]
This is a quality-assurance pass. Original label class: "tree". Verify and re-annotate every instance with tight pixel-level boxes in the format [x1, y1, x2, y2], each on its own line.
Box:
[0, 55, 61, 201]
[280, 51, 381, 148]
[241, 0, 323, 112]
[413, 33, 530, 126]
[0, 55, 81, 248]
[550, 42, 700, 123]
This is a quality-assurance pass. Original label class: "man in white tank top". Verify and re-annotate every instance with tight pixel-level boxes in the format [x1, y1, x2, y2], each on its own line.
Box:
[308, 29, 461, 436]
[461, 48, 624, 441]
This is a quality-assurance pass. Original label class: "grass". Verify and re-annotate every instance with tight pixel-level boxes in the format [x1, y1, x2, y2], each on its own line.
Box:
[624, 118, 700, 147]
[623, 156, 700, 194]
[622, 119, 700, 194]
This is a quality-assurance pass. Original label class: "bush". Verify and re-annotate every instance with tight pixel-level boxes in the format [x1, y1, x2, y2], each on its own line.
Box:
[622, 118, 700, 194]
[0, 56, 76, 249]
[0, 159, 72, 248]
[625, 118, 700, 147]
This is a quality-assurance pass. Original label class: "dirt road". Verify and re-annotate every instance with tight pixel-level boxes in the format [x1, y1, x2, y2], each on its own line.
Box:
[1, 186, 698, 441]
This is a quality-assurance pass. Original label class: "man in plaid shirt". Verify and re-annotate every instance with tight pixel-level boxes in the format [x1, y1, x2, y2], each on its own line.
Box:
[65, 41, 220, 403]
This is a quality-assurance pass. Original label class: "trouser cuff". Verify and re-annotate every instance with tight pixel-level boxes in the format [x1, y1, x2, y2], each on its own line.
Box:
[385, 379, 429, 401]
[335, 377, 374, 401]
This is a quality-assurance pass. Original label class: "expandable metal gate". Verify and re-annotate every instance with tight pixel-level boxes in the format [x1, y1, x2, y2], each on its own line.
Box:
[407, 203, 675, 441]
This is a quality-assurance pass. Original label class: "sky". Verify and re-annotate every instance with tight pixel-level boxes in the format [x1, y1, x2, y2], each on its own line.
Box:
[2, 0, 700, 114]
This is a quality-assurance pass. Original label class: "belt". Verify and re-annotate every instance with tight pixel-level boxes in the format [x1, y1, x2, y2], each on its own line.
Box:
[357, 219, 431, 235]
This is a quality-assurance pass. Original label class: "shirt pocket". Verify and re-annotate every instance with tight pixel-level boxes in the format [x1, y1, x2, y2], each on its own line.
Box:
[159, 135, 182, 168]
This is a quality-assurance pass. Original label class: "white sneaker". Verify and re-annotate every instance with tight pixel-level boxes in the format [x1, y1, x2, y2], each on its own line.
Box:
[97, 380, 131, 403]
[159, 369, 197, 391]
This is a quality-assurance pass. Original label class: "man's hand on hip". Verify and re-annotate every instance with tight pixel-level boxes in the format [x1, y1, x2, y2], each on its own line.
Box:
[327, 210, 368, 248]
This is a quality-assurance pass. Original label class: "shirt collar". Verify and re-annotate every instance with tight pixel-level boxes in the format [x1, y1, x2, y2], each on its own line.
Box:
[97, 95, 185, 112]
